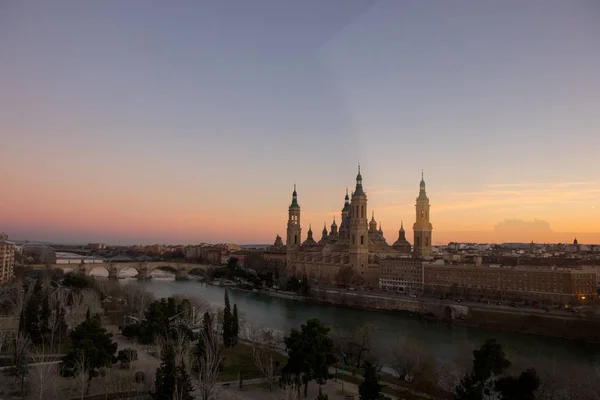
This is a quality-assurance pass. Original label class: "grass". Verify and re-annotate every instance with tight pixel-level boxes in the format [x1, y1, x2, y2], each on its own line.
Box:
[219, 342, 287, 381]
[333, 365, 453, 400]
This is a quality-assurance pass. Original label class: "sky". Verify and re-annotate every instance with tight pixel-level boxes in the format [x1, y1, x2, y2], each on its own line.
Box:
[1, 1, 600, 245]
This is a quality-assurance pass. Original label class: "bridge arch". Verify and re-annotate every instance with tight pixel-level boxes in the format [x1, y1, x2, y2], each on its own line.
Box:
[88, 265, 111, 277]
[188, 267, 205, 276]
[149, 264, 179, 274]
[118, 265, 140, 277]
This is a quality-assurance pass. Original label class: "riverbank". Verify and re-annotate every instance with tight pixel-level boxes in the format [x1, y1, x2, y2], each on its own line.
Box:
[234, 285, 600, 343]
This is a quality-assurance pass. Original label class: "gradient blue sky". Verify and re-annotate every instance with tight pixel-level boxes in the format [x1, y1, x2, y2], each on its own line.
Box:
[1, 1, 600, 244]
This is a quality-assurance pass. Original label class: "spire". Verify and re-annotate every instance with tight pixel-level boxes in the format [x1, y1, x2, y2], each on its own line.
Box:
[400, 220, 405, 232]
[371, 210, 375, 221]
[308, 224, 312, 233]
[290, 183, 299, 207]
[354, 164, 365, 196]
[345, 187, 349, 203]
[331, 216, 337, 227]
[418, 171, 428, 200]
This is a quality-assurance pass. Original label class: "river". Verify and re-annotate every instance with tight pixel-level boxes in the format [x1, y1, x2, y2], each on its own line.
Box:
[108, 274, 600, 373]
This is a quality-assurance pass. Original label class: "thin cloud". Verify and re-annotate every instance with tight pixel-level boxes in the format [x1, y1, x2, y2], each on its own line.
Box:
[437, 181, 600, 212]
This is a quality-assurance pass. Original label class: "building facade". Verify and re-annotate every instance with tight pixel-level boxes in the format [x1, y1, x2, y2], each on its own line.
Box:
[0, 233, 15, 283]
[283, 167, 431, 286]
[379, 258, 424, 294]
[422, 263, 596, 303]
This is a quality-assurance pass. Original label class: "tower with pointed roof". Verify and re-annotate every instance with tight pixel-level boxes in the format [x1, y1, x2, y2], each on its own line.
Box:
[369, 211, 378, 234]
[393, 221, 412, 253]
[302, 224, 317, 246]
[413, 171, 433, 258]
[329, 217, 338, 239]
[349, 165, 369, 276]
[286, 184, 302, 265]
[339, 188, 351, 239]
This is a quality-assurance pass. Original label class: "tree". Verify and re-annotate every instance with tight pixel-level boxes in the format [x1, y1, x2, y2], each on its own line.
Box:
[175, 360, 195, 400]
[196, 326, 223, 400]
[30, 344, 61, 400]
[60, 312, 118, 394]
[18, 279, 51, 346]
[282, 318, 336, 398]
[231, 303, 239, 347]
[332, 323, 373, 370]
[155, 340, 177, 399]
[249, 326, 280, 392]
[48, 288, 68, 351]
[334, 265, 364, 287]
[12, 331, 31, 395]
[454, 339, 512, 400]
[223, 290, 233, 347]
[227, 257, 240, 272]
[359, 361, 384, 400]
[495, 369, 540, 400]
[154, 341, 195, 400]
[117, 348, 139, 369]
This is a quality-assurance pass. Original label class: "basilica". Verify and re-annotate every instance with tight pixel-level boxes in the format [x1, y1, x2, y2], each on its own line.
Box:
[277, 166, 433, 286]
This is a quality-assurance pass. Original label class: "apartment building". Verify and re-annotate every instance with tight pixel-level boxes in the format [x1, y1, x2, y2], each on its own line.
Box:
[423, 263, 597, 303]
[0, 233, 15, 283]
[379, 258, 424, 294]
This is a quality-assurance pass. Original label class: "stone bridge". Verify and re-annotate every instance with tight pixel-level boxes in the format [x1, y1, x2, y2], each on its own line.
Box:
[34, 261, 210, 280]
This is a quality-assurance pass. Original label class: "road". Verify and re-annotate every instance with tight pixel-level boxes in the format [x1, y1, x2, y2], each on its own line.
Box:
[315, 285, 595, 319]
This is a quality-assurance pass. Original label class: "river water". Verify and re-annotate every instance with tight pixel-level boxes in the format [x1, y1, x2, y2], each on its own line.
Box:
[109, 275, 600, 372]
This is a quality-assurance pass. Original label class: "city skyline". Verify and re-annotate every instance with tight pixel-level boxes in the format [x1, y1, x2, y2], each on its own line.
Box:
[2, 1, 600, 245]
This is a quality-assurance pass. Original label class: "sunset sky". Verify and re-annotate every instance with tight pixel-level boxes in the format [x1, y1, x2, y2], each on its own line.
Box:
[1, 1, 599, 245]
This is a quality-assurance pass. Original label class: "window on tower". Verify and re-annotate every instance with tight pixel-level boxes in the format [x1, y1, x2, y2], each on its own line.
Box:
[361, 235, 364, 245]
[421, 210, 424, 220]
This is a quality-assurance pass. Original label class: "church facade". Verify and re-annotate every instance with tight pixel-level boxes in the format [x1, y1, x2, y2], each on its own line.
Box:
[280, 167, 433, 286]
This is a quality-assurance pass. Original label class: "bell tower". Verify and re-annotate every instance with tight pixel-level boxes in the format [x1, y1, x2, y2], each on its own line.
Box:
[413, 171, 433, 258]
[286, 184, 302, 266]
[349, 165, 369, 276]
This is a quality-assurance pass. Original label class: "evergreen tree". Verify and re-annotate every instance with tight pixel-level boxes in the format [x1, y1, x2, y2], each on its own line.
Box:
[454, 339, 518, 400]
[18, 279, 51, 345]
[282, 318, 336, 398]
[231, 304, 239, 347]
[50, 301, 68, 349]
[155, 342, 195, 400]
[195, 312, 213, 364]
[495, 369, 540, 400]
[223, 290, 232, 347]
[60, 312, 118, 394]
[155, 342, 177, 399]
[175, 360, 195, 400]
[359, 361, 383, 400]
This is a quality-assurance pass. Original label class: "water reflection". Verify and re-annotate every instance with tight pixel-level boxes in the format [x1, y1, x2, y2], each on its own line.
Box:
[106, 279, 600, 370]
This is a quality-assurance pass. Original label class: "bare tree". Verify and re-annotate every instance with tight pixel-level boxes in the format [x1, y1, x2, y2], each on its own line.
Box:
[247, 326, 280, 392]
[331, 323, 373, 370]
[196, 328, 223, 400]
[71, 351, 91, 400]
[29, 344, 61, 400]
[67, 289, 103, 328]
[389, 337, 425, 381]
[48, 288, 68, 352]
[12, 331, 31, 394]
[122, 283, 155, 320]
